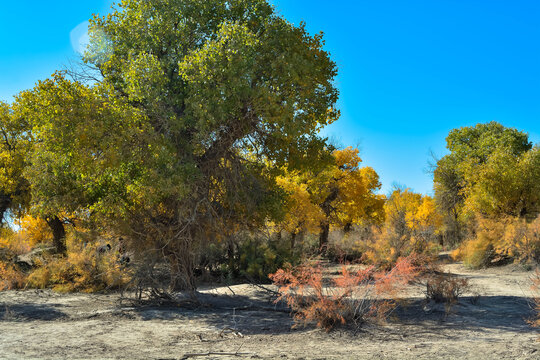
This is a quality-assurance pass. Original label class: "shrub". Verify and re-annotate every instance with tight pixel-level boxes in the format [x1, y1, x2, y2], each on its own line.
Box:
[26, 243, 131, 293]
[16, 215, 52, 247]
[217, 234, 298, 283]
[499, 216, 540, 264]
[461, 235, 495, 268]
[0, 229, 32, 258]
[360, 188, 442, 268]
[361, 227, 440, 269]
[425, 273, 469, 304]
[0, 261, 26, 290]
[325, 229, 364, 263]
[269, 256, 419, 331]
[456, 216, 540, 268]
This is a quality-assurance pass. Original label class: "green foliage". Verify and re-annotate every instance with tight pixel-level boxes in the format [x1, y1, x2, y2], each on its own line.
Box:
[466, 146, 540, 219]
[12, 0, 339, 290]
[434, 122, 537, 247]
[0, 101, 32, 225]
[225, 234, 297, 282]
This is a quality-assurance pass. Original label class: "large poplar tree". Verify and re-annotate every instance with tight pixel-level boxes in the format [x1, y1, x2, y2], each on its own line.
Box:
[19, 0, 339, 291]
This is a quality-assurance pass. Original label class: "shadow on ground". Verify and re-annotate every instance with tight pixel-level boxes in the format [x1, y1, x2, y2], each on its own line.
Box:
[1, 289, 537, 338]
[126, 291, 295, 335]
[394, 295, 536, 334]
[0, 303, 67, 321]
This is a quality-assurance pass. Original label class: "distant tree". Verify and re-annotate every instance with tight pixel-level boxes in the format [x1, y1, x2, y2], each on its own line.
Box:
[275, 171, 324, 250]
[362, 187, 442, 266]
[306, 147, 385, 253]
[385, 188, 441, 252]
[466, 146, 540, 219]
[434, 122, 533, 244]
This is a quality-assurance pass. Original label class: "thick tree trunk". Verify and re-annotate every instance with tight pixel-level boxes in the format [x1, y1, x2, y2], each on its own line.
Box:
[166, 236, 196, 293]
[46, 216, 67, 255]
[168, 255, 196, 292]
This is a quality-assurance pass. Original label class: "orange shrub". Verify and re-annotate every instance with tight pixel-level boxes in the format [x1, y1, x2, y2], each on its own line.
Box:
[0, 261, 26, 290]
[269, 256, 419, 331]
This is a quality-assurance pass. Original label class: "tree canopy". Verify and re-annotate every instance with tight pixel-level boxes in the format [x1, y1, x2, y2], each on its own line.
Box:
[12, 0, 340, 290]
[434, 122, 538, 246]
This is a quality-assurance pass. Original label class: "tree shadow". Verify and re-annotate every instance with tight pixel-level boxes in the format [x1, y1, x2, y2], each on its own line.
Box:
[394, 295, 537, 334]
[126, 290, 295, 335]
[0, 303, 67, 321]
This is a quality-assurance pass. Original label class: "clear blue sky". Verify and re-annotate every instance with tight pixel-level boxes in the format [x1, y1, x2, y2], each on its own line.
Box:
[1, 1, 539, 195]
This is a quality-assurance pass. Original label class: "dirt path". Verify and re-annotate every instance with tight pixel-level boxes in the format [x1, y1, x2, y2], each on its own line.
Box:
[1, 263, 539, 359]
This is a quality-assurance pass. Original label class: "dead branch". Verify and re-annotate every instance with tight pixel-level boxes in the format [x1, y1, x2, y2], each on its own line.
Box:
[180, 351, 253, 360]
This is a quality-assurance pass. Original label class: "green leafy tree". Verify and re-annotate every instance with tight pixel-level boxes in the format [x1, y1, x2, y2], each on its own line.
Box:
[0, 102, 31, 228]
[434, 122, 533, 244]
[19, 0, 339, 290]
[467, 146, 540, 219]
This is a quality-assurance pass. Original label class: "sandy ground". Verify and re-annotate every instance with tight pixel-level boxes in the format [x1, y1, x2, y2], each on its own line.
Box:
[1, 262, 539, 360]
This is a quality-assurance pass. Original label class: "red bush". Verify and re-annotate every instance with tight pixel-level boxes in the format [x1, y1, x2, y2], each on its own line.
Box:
[269, 256, 419, 331]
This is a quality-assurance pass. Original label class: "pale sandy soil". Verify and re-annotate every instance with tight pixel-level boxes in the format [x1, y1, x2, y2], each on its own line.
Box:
[1, 262, 539, 360]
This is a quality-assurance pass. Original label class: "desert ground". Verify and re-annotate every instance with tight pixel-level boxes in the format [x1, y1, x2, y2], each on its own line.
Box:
[1, 261, 539, 360]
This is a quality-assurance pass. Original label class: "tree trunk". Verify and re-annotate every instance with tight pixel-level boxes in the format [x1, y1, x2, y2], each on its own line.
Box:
[319, 222, 330, 254]
[318, 185, 339, 255]
[46, 216, 67, 255]
[290, 231, 297, 251]
[343, 222, 352, 233]
[166, 237, 196, 293]
[168, 255, 196, 292]
[0, 194, 11, 227]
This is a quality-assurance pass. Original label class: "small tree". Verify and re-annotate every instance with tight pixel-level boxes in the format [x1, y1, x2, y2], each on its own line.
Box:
[307, 147, 385, 253]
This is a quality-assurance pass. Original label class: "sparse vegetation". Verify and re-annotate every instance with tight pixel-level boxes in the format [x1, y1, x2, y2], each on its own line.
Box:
[425, 273, 469, 305]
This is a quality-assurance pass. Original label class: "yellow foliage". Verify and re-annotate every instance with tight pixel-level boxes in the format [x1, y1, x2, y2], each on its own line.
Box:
[407, 196, 443, 232]
[457, 216, 540, 268]
[16, 215, 52, 247]
[361, 189, 442, 267]
[275, 173, 324, 234]
[277, 147, 385, 237]
[0, 261, 26, 290]
[0, 229, 31, 256]
[26, 242, 131, 293]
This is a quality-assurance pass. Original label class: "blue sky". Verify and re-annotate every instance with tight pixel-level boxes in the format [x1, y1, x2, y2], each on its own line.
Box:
[1, 1, 539, 195]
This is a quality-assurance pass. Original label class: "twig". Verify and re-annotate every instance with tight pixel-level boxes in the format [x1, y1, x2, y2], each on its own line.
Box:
[248, 281, 281, 297]
[219, 326, 244, 338]
[180, 351, 253, 359]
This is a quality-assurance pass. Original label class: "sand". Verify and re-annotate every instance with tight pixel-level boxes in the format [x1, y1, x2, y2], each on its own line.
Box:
[1, 262, 539, 359]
